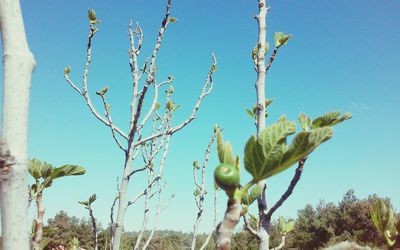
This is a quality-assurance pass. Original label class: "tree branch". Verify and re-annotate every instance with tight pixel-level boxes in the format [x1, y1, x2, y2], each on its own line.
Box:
[134, 54, 217, 147]
[265, 157, 307, 220]
[243, 214, 261, 240]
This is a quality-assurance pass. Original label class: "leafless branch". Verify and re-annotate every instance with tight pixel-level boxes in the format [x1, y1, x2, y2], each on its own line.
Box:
[134, 54, 217, 147]
[64, 23, 128, 141]
[265, 47, 279, 72]
[243, 214, 261, 240]
[266, 157, 307, 220]
[99, 94, 126, 152]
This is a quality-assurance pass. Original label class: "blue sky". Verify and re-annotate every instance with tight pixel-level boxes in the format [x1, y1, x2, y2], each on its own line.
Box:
[1, 0, 399, 233]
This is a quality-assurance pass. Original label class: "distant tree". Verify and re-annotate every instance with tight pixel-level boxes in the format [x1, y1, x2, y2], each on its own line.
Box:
[286, 190, 390, 249]
[43, 211, 93, 250]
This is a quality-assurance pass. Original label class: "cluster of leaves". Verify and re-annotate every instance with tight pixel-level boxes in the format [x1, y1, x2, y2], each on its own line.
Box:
[251, 31, 291, 63]
[78, 194, 97, 209]
[29, 158, 85, 199]
[214, 111, 351, 210]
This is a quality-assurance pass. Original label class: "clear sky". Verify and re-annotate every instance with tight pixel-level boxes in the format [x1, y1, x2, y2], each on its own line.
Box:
[1, 0, 399, 233]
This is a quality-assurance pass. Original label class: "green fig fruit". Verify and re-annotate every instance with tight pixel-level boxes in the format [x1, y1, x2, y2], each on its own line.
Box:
[214, 163, 240, 191]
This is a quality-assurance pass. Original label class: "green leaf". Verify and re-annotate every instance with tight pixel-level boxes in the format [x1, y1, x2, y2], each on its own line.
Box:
[241, 192, 251, 205]
[43, 177, 53, 188]
[193, 188, 201, 197]
[64, 66, 71, 75]
[96, 86, 108, 96]
[210, 64, 217, 73]
[216, 128, 235, 165]
[244, 120, 296, 181]
[78, 200, 89, 206]
[278, 217, 295, 235]
[312, 111, 352, 128]
[274, 32, 292, 48]
[88, 9, 97, 21]
[298, 112, 312, 131]
[168, 85, 175, 94]
[244, 120, 332, 181]
[370, 199, 395, 234]
[168, 17, 178, 23]
[264, 42, 270, 53]
[29, 158, 43, 180]
[246, 108, 256, 119]
[51, 165, 86, 179]
[40, 163, 53, 179]
[265, 99, 273, 107]
[242, 185, 263, 206]
[251, 46, 258, 61]
[89, 194, 97, 204]
[193, 160, 199, 170]
[248, 213, 259, 226]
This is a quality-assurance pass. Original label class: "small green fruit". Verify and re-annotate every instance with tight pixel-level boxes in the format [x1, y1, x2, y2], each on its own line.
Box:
[214, 163, 240, 191]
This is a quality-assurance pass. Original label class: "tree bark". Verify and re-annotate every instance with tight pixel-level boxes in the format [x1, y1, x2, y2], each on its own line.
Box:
[32, 191, 45, 250]
[0, 0, 36, 249]
[215, 200, 241, 250]
[254, 0, 269, 249]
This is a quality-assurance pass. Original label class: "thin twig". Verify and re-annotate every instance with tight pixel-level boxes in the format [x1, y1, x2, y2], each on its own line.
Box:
[134, 54, 217, 147]
[99, 94, 126, 152]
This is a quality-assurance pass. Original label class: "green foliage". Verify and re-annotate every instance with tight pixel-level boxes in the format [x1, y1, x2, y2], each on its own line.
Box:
[370, 199, 398, 246]
[286, 190, 390, 249]
[168, 17, 178, 23]
[311, 111, 352, 129]
[241, 185, 262, 206]
[96, 86, 108, 96]
[78, 193, 97, 208]
[274, 32, 291, 48]
[251, 43, 270, 61]
[44, 211, 94, 249]
[278, 217, 295, 235]
[29, 159, 85, 193]
[88, 9, 100, 24]
[64, 66, 71, 75]
[51, 164, 86, 179]
[216, 128, 235, 166]
[244, 119, 332, 181]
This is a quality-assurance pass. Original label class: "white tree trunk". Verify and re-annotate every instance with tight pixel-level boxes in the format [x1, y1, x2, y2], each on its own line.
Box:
[0, 0, 36, 249]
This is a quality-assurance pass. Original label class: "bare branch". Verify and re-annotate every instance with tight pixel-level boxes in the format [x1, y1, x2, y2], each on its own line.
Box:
[243, 214, 261, 240]
[192, 130, 217, 250]
[64, 23, 128, 141]
[99, 94, 126, 152]
[134, 54, 217, 147]
[127, 176, 161, 207]
[64, 75, 83, 95]
[199, 189, 218, 250]
[271, 236, 285, 250]
[265, 47, 279, 72]
[266, 157, 307, 220]
[127, 166, 147, 180]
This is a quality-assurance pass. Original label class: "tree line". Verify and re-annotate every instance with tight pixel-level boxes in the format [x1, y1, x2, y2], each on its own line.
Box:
[0, 189, 395, 250]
